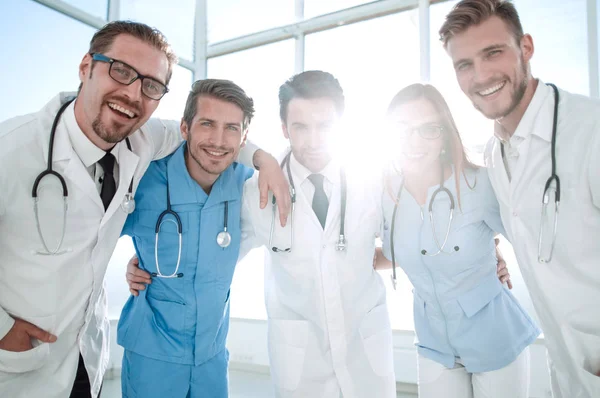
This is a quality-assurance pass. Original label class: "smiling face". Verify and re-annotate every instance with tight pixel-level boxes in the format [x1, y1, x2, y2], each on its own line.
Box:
[446, 16, 534, 121]
[389, 98, 446, 176]
[75, 34, 169, 149]
[181, 95, 247, 190]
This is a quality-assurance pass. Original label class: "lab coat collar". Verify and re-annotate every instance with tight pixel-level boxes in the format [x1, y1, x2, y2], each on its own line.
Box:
[289, 152, 342, 231]
[166, 142, 241, 207]
[45, 93, 141, 217]
[511, 80, 555, 143]
[288, 152, 341, 188]
[63, 101, 106, 168]
[48, 93, 121, 165]
[47, 92, 77, 164]
[45, 93, 104, 211]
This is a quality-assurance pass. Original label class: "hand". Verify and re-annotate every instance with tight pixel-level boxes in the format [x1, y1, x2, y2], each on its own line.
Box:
[495, 238, 512, 289]
[0, 318, 57, 352]
[126, 254, 152, 296]
[254, 150, 291, 227]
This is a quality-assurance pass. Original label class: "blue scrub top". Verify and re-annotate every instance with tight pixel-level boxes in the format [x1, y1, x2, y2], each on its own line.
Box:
[118, 142, 253, 366]
[382, 166, 540, 372]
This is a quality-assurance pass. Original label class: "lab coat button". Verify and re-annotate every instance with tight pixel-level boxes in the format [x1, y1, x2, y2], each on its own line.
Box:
[512, 211, 517, 217]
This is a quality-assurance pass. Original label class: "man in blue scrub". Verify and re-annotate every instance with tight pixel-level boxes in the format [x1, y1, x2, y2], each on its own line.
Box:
[117, 79, 255, 397]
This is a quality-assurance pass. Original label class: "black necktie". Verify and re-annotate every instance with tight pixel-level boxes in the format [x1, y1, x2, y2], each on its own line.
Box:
[308, 174, 328, 229]
[98, 152, 116, 211]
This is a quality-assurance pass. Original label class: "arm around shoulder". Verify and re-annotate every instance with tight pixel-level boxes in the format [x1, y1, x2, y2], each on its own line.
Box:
[237, 140, 260, 169]
[144, 118, 183, 160]
[238, 176, 263, 262]
[479, 167, 508, 239]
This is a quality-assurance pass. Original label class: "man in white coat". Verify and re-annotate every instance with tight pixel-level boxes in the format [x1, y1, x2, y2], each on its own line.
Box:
[0, 21, 288, 398]
[240, 71, 396, 397]
[439, 1, 600, 396]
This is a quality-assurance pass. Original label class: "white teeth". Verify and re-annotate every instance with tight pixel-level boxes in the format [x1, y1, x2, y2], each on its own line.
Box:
[108, 102, 135, 118]
[206, 150, 226, 156]
[478, 81, 506, 96]
[405, 153, 425, 159]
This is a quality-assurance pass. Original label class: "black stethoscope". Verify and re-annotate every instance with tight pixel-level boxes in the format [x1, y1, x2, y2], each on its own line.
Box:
[269, 151, 347, 252]
[152, 162, 232, 278]
[500, 82, 560, 263]
[388, 163, 461, 289]
[32, 97, 134, 255]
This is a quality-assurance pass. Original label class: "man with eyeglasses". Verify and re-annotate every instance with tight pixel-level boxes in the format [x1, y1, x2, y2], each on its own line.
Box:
[89, 53, 171, 102]
[0, 21, 289, 398]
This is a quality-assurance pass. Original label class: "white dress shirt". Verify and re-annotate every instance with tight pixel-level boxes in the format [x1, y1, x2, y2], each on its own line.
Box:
[65, 102, 120, 193]
[289, 153, 337, 206]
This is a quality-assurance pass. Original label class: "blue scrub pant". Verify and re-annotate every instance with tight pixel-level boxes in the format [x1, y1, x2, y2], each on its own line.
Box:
[121, 348, 229, 398]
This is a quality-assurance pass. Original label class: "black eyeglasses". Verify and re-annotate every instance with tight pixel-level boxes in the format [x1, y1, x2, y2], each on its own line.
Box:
[396, 123, 444, 140]
[91, 53, 169, 100]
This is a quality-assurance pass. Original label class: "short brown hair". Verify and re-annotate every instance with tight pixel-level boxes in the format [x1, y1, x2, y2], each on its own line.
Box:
[278, 71, 345, 123]
[439, 0, 524, 47]
[182, 79, 255, 130]
[89, 20, 178, 85]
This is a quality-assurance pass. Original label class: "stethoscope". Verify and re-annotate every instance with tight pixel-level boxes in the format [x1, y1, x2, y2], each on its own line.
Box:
[388, 163, 461, 290]
[269, 151, 347, 252]
[501, 83, 560, 263]
[32, 97, 135, 256]
[152, 164, 232, 278]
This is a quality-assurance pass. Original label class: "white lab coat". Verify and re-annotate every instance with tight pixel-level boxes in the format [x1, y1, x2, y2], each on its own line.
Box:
[240, 154, 396, 398]
[0, 92, 183, 397]
[484, 82, 600, 397]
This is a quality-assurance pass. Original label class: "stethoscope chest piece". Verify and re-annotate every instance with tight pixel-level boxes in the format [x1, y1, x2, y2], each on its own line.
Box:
[121, 192, 136, 214]
[335, 235, 347, 251]
[217, 201, 231, 248]
[217, 230, 232, 248]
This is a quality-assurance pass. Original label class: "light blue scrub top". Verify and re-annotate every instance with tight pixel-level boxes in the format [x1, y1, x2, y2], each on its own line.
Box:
[117, 142, 253, 366]
[382, 167, 540, 372]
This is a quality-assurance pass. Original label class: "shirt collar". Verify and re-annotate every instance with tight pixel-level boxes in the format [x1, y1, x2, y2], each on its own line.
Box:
[64, 100, 112, 167]
[289, 152, 340, 187]
[166, 142, 241, 207]
[511, 79, 555, 143]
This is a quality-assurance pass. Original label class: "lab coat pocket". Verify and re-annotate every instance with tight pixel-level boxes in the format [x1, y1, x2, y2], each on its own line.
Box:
[457, 274, 503, 318]
[359, 303, 394, 377]
[267, 319, 309, 391]
[562, 323, 600, 392]
[0, 343, 49, 373]
[0, 314, 55, 373]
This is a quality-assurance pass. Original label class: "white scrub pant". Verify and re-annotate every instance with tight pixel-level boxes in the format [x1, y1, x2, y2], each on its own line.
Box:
[417, 347, 530, 398]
